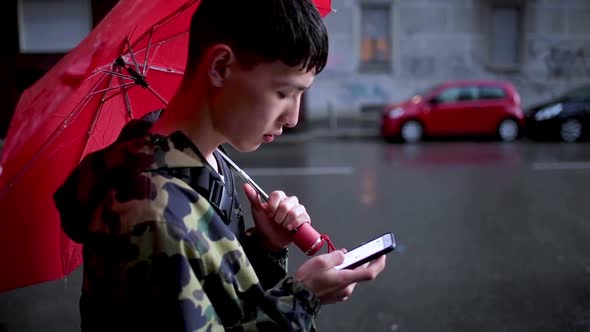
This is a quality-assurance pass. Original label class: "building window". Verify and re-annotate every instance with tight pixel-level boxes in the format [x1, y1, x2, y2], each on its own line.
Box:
[489, 6, 522, 70]
[360, 4, 391, 72]
[18, 0, 92, 53]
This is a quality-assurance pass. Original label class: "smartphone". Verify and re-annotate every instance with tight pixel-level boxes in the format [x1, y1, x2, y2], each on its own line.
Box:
[334, 232, 396, 270]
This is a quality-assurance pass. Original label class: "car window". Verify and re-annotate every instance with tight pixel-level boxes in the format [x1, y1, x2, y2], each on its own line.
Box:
[564, 85, 590, 101]
[436, 88, 460, 103]
[478, 86, 506, 100]
[436, 87, 477, 103]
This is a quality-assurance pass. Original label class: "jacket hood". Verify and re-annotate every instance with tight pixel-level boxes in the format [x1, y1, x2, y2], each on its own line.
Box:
[53, 112, 204, 243]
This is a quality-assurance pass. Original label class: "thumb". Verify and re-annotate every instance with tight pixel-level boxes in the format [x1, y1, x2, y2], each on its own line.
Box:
[243, 183, 263, 210]
[322, 249, 346, 267]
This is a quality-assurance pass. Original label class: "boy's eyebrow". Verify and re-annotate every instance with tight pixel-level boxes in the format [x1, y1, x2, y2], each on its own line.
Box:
[273, 80, 309, 91]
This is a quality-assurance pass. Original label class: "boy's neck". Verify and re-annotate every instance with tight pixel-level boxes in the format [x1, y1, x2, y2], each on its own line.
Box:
[149, 84, 224, 170]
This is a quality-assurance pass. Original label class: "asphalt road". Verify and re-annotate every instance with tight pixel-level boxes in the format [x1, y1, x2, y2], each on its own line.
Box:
[1, 138, 589, 332]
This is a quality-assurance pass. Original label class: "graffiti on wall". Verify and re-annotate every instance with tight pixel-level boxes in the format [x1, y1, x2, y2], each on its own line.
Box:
[545, 48, 590, 78]
[529, 41, 590, 79]
[401, 55, 436, 78]
[339, 82, 391, 104]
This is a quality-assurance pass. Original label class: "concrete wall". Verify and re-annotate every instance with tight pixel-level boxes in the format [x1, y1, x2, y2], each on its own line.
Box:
[306, 0, 590, 120]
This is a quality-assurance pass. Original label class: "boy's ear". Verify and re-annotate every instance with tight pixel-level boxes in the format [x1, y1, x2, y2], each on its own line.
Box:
[207, 45, 234, 88]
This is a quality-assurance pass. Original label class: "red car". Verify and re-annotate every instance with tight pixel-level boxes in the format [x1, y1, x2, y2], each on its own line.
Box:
[380, 80, 525, 143]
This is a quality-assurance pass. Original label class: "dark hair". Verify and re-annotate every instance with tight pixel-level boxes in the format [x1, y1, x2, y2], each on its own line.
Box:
[187, 0, 329, 74]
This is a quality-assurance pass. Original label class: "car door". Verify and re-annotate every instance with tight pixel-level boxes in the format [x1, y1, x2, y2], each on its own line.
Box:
[472, 85, 510, 134]
[426, 86, 478, 135]
[570, 87, 590, 130]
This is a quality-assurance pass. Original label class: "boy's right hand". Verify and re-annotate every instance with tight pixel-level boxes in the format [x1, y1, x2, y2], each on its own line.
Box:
[294, 249, 387, 304]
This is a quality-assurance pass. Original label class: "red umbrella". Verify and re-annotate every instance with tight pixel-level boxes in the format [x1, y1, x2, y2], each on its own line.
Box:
[0, 0, 332, 292]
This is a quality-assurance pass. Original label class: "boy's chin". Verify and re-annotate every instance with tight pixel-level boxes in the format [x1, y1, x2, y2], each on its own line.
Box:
[229, 141, 262, 153]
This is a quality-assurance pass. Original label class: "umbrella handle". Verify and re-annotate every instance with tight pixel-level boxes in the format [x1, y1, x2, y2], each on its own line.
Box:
[216, 149, 269, 202]
[216, 149, 331, 255]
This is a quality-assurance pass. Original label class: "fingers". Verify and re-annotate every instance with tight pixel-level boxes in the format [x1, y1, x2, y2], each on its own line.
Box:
[339, 255, 387, 284]
[364, 255, 387, 276]
[282, 205, 309, 231]
[243, 183, 263, 210]
[326, 282, 357, 303]
[343, 283, 357, 298]
[273, 195, 298, 225]
[296, 251, 385, 305]
[267, 191, 310, 230]
[320, 258, 385, 304]
[266, 190, 286, 218]
[320, 283, 356, 304]
[313, 250, 346, 269]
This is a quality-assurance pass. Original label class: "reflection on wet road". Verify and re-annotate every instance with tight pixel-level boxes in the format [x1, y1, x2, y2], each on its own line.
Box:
[233, 140, 590, 332]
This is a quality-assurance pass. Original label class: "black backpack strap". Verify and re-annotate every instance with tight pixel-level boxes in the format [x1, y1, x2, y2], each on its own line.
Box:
[213, 150, 233, 217]
[186, 166, 231, 224]
[213, 148, 244, 232]
[158, 138, 244, 233]
[181, 148, 243, 230]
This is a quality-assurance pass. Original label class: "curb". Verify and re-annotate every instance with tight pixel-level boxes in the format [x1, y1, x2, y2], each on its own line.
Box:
[275, 128, 380, 143]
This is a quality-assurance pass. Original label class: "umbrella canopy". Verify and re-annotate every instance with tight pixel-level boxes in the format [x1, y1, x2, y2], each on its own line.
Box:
[0, 0, 332, 292]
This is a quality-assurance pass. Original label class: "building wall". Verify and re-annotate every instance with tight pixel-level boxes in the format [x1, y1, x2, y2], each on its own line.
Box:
[307, 0, 590, 120]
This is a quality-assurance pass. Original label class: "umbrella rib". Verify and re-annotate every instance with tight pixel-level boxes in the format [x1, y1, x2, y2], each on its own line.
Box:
[98, 85, 137, 104]
[82, 69, 137, 159]
[122, 87, 134, 120]
[143, 27, 155, 77]
[146, 86, 169, 106]
[99, 70, 135, 81]
[128, 0, 198, 51]
[88, 82, 135, 97]
[115, 62, 183, 76]
[146, 66, 184, 75]
[118, 67, 134, 119]
[126, 31, 188, 59]
[126, 38, 142, 75]
[0, 73, 108, 195]
[87, 73, 116, 137]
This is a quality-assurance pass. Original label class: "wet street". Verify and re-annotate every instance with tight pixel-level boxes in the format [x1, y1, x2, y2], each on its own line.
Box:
[2, 138, 590, 331]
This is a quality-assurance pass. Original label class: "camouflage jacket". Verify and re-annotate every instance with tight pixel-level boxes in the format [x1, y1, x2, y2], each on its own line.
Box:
[54, 118, 321, 332]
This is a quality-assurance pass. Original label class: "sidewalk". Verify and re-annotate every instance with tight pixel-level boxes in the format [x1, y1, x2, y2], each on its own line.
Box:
[276, 117, 381, 143]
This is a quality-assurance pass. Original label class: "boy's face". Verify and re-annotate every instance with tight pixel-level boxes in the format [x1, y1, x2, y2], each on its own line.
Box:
[211, 59, 316, 152]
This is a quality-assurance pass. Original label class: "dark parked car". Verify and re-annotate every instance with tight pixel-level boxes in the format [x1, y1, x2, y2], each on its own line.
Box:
[525, 84, 590, 142]
[380, 80, 525, 143]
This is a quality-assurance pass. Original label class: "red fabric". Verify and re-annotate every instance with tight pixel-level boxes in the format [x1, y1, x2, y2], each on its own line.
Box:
[314, 0, 332, 17]
[0, 0, 332, 292]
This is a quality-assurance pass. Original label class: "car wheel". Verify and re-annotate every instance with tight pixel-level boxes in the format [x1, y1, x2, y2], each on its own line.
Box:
[498, 119, 519, 142]
[400, 120, 423, 143]
[560, 119, 582, 142]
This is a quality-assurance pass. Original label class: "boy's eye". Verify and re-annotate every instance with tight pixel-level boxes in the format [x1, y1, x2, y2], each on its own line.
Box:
[277, 91, 287, 99]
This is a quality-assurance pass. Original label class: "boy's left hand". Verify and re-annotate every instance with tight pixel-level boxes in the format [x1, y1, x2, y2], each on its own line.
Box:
[243, 183, 310, 251]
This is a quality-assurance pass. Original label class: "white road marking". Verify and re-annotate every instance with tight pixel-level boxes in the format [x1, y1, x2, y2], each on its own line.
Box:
[243, 166, 354, 176]
[532, 162, 590, 171]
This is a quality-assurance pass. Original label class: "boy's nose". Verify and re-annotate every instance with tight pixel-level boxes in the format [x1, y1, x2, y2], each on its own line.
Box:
[283, 98, 301, 128]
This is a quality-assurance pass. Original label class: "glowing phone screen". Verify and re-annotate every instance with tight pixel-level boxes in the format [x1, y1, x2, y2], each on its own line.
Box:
[334, 236, 385, 270]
